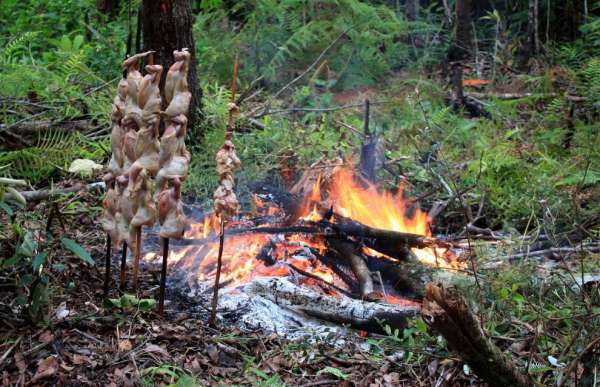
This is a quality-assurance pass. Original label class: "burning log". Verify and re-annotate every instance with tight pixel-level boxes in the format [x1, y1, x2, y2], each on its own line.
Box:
[328, 239, 375, 299]
[422, 283, 533, 387]
[321, 211, 447, 251]
[249, 277, 420, 334]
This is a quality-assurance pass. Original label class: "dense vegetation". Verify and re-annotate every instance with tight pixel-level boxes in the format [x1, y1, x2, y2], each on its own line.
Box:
[1, 0, 599, 385]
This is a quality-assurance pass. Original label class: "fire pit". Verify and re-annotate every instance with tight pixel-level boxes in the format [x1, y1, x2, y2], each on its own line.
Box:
[144, 162, 462, 335]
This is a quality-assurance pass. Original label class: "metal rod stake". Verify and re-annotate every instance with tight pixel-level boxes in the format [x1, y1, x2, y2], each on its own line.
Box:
[158, 237, 169, 316]
[119, 241, 128, 291]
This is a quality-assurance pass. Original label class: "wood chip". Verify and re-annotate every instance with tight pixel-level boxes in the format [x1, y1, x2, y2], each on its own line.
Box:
[117, 339, 132, 352]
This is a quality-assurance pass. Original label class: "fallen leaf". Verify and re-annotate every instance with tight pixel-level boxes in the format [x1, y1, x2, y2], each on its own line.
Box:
[54, 302, 70, 321]
[29, 356, 58, 384]
[428, 359, 439, 376]
[14, 353, 26, 372]
[118, 339, 132, 352]
[71, 354, 90, 365]
[39, 330, 54, 344]
[383, 372, 400, 384]
[206, 344, 219, 364]
[143, 343, 169, 357]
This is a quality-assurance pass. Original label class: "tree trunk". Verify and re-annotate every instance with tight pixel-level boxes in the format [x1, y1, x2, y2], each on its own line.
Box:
[96, 0, 119, 17]
[142, 0, 202, 133]
[406, 0, 418, 21]
[453, 0, 473, 61]
[528, 0, 540, 55]
[447, 0, 472, 110]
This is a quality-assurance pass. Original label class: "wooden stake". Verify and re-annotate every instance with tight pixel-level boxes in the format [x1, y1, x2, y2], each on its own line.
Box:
[225, 54, 239, 141]
[158, 237, 169, 316]
[208, 218, 225, 327]
[119, 241, 128, 291]
[103, 234, 112, 299]
[132, 226, 142, 290]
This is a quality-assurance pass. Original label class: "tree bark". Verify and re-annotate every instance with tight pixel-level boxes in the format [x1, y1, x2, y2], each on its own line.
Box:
[528, 0, 540, 55]
[142, 0, 202, 132]
[453, 0, 473, 61]
[447, 0, 472, 110]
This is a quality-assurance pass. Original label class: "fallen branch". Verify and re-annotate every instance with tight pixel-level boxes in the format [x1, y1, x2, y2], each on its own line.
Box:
[0, 119, 92, 135]
[483, 243, 600, 268]
[286, 262, 356, 298]
[5, 182, 105, 203]
[465, 92, 585, 102]
[422, 283, 533, 387]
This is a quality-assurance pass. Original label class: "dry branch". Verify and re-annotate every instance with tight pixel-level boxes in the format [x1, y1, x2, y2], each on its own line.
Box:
[6, 182, 105, 203]
[422, 283, 533, 387]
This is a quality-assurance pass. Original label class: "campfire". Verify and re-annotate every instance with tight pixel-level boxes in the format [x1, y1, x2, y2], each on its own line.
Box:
[144, 161, 462, 333]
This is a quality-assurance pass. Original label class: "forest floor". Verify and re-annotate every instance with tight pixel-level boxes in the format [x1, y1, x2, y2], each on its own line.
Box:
[1, 175, 599, 386]
[0, 182, 477, 386]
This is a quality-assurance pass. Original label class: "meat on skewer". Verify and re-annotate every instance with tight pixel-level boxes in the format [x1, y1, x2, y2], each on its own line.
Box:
[213, 139, 241, 220]
[156, 114, 190, 193]
[100, 175, 120, 246]
[106, 79, 128, 180]
[158, 177, 186, 240]
[164, 49, 191, 107]
[130, 168, 157, 229]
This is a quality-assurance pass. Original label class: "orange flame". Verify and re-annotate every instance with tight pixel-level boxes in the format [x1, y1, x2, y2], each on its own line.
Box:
[146, 166, 459, 303]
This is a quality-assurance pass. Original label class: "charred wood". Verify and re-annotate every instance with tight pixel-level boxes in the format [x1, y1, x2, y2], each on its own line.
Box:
[328, 239, 374, 299]
[249, 277, 420, 334]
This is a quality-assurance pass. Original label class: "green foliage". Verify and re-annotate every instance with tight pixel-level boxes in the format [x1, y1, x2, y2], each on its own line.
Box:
[61, 237, 94, 264]
[105, 294, 157, 313]
[139, 364, 198, 387]
[195, 0, 442, 88]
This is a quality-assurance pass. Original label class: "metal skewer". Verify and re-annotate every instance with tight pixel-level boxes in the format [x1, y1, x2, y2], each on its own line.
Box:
[158, 236, 170, 315]
[132, 226, 142, 290]
[209, 218, 225, 327]
[119, 241, 128, 291]
[103, 234, 112, 298]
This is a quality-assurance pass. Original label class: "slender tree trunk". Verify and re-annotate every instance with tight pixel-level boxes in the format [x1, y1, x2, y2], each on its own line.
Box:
[447, 0, 472, 110]
[142, 0, 202, 133]
[96, 0, 119, 17]
[441, 0, 453, 29]
[529, 0, 539, 55]
[406, 0, 418, 21]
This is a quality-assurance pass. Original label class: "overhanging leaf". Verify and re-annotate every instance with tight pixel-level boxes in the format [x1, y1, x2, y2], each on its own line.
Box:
[61, 238, 94, 264]
[32, 252, 48, 273]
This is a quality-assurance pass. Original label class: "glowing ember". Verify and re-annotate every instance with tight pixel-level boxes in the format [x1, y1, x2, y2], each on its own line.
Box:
[145, 166, 460, 303]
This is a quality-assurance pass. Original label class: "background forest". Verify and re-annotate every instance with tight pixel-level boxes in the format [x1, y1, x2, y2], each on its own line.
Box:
[1, 0, 599, 386]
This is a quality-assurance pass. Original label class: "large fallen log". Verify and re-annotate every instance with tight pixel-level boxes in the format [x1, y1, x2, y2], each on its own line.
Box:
[422, 283, 533, 387]
[249, 277, 420, 334]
